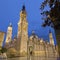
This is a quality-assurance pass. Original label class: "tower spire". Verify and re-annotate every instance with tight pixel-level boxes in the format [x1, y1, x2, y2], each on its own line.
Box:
[9, 22, 12, 27]
[20, 5, 26, 18]
[22, 5, 25, 11]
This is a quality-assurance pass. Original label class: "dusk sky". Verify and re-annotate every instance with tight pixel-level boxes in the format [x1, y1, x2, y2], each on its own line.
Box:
[0, 0, 57, 45]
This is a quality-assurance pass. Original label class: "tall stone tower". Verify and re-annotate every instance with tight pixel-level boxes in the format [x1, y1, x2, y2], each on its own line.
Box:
[17, 5, 28, 55]
[6, 23, 12, 43]
[49, 30, 54, 45]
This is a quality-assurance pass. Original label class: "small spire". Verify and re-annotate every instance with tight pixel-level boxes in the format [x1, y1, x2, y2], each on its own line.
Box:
[9, 23, 12, 27]
[32, 31, 35, 36]
[32, 31, 35, 34]
[22, 5, 25, 11]
[14, 36, 17, 39]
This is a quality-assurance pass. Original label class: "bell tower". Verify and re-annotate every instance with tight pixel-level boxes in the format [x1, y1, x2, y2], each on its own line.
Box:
[17, 5, 28, 55]
[6, 23, 12, 43]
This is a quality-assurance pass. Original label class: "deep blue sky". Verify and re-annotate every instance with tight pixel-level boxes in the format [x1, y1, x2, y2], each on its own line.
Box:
[0, 0, 57, 44]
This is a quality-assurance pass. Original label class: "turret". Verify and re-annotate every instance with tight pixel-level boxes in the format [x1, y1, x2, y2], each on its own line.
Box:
[5, 23, 12, 43]
[49, 30, 54, 45]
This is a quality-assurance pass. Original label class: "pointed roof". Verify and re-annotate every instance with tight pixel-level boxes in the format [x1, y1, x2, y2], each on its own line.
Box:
[9, 23, 12, 27]
[29, 31, 38, 39]
[31, 31, 38, 38]
[22, 5, 25, 11]
[32, 31, 35, 36]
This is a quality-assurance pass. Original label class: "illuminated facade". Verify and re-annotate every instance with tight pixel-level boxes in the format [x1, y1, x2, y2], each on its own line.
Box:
[17, 5, 28, 54]
[28, 31, 58, 57]
[0, 31, 5, 48]
[5, 23, 12, 43]
[49, 30, 54, 45]
[4, 5, 59, 58]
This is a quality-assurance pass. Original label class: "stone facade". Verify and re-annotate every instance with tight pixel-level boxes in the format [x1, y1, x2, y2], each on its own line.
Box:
[49, 30, 54, 45]
[0, 31, 5, 48]
[28, 32, 58, 57]
[5, 23, 12, 43]
[17, 5, 28, 55]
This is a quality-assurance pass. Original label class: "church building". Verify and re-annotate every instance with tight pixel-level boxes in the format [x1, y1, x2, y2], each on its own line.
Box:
[5, 5, 59, 58]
